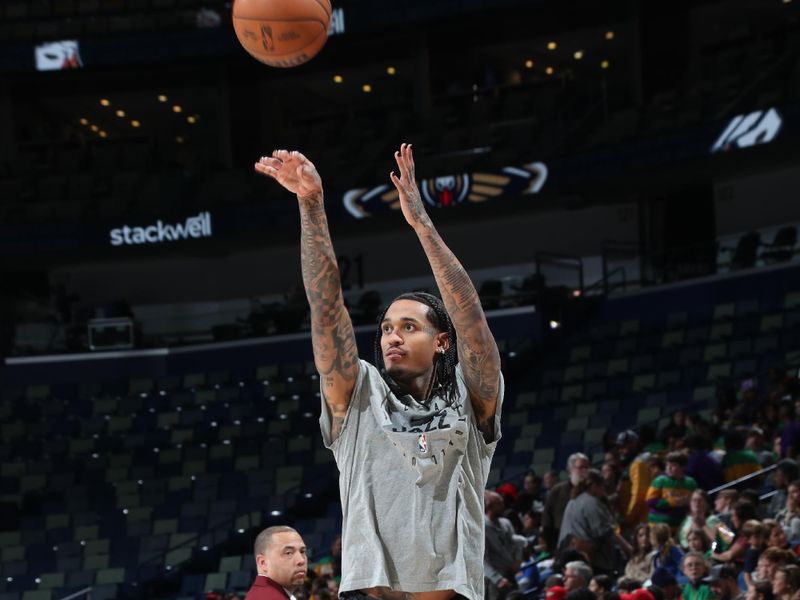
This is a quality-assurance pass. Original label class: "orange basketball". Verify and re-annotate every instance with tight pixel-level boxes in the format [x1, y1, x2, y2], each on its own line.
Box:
[232, 0, 331, 68]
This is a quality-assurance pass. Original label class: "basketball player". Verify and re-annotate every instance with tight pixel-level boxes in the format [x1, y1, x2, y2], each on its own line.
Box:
[255, 143, 503, 600]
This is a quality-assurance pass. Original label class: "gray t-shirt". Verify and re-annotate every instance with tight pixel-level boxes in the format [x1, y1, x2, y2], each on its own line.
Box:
[320, 359, 504, 600]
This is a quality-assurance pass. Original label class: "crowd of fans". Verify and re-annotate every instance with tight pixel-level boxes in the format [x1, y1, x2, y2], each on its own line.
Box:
[479, 367, 800, 600]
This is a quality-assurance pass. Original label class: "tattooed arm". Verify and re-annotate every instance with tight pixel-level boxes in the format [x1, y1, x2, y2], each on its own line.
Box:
[255, 150, 358, 440]
[389, 143, 501, 442]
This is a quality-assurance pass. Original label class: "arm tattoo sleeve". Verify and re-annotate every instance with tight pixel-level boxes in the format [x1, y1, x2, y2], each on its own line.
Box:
[416, 224, 501, 437]
[299, 197, 358, 422]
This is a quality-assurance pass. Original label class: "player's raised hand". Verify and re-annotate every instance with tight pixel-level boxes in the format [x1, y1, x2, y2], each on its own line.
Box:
[389, 143, 430, 230]
[255, 150, 322, 200]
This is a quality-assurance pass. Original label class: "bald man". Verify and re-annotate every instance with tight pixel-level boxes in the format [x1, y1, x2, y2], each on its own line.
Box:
[245, 526, 308, 600]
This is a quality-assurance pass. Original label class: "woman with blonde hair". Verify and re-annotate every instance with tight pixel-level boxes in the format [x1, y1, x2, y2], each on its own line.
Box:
[650, 523, 685, 582]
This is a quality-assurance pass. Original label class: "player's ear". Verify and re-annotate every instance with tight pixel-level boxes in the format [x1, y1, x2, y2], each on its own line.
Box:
[436, 332, 450, 353]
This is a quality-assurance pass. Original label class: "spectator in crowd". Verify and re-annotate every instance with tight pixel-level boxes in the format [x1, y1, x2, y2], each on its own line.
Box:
[564, 561, 593, 592]
[517, 470, 543, 513]
[650, 568, 681, 600]
[746, 427, 776, 467]
[625, 524, 654, 583]
[762, 520, 793, 551]
[678, 490, 724, 551]
[685, 529, 712, 557]
[746, 580, 774, 600]
[589, 575, 614, 597]
[246, 526, 308, 600]
[544, 470, 560, 499]
[484, 490, 522, 600]
[543, 453, 590, 552]
[767, 460, 799, 519]
[771, 565, 800, 600]
[680, 551, 713, 600]
[711, 501, 759, 566]
[312, 535, 341, 582]
[742, 520, 768, 589]
[558, 469, 632, 575]
[661, 411, 688, 446]
[646, 452, 697, 529]
[722, 430, 763, 483]
[616, 431, 654, 530]
[756, 548, 796, 586]
[774, 479, 800, 541]
[714, 489, 740, 530]
[684, 434, 724, 491]
[650, 524, 685, 583]
[704, 564, 745, 600]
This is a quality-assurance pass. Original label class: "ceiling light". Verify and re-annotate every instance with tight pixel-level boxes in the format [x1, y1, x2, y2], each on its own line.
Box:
[175, 136, 184, 144]
[524, 59, 534, 69]
[601, 60, 610, 69]
[79, 118, 88, 125]
[362, 84, 372, 93]
[99, 131, 107, 138]
[545, 66, 555, 75]
[131, 120, 140, 128]
[573, 50, 584, 60]
[186, 115, 197, 124]
[90, 124, 99, 132]
[547, 41, 557, 50]
[605, 31, 615, 40]
[386, 66, 396, 75]
[115, 109, 126, 117]
[158, 94, 168, 102]
[333, 74, 343, 83]
[100, 98, 110, 106]
[172, 105, 182, 113]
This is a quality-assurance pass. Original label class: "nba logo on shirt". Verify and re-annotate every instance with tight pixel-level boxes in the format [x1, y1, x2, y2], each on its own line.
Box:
[418, 433, 429, 454]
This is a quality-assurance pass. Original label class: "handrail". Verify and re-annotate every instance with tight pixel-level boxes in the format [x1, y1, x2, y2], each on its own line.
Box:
[708, 464, 777, 496]
[59, 587, 92, 600]
[535, 252, 584, 292]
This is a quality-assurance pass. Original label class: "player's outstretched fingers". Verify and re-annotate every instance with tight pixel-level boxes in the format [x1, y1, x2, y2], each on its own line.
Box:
[394, 148, 409, 181]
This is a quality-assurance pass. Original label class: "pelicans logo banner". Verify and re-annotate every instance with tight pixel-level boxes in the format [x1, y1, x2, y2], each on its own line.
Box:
[342, 161, 548, 219]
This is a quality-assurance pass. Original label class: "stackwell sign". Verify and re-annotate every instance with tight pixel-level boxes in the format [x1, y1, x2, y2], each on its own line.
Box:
[109, 212, 212, 247]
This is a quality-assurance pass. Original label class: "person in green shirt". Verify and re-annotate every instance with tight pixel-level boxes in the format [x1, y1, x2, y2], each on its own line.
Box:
[681, 552, 715, 600]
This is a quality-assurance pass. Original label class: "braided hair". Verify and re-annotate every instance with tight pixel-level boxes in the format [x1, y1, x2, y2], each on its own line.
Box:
[372, 291, 459, 407]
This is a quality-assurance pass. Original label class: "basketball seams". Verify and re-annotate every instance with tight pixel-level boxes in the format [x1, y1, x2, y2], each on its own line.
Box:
[234, 20, 328, 61]
[233, 16, 327, 25]
[311, 0, 332, 19]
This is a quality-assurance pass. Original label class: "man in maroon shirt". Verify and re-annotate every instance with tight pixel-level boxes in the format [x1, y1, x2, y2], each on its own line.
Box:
[245, 526, 308, 600]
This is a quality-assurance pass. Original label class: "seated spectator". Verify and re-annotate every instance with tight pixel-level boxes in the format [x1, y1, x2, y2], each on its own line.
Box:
[722, 430, 763, 483]
[686, 530, 712, 558]
[681, 552, 713, 600]
[715, 490, 740, 531]
[625, 524, 654, 583]
[589, 575, 614, 597]
[747, 580, 774, 600]
[618, 578, 644, 593]
[651, 567, 681, 600]
[559, 469, 632, 575]
[647, 452, 697, 529]
[678, 490, 724, 551]
[517, 470, 543, 513]
[685, 434, 724, 491]
[771, 565, 800, 600]
[774, 479, 800, 541]
[661, 411, 688, 446]
[705, 564, 746, 600]
[564, 561, 594, 592]
[650, 523, 685, 583]
[756, 547, 796, 584]
[543, 470, 560, 499]
[762, 520, 792, 552]
[746, 427, 776, 467]
[767, 460, 799, 519]
[547, 585, 568, 600]
[567, 589, 598, 600]
[711, 500, 759, 566]
[742, 520, 769, 589]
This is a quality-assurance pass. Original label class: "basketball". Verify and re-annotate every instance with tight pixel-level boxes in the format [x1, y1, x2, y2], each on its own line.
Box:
[232, 0, 331, 68]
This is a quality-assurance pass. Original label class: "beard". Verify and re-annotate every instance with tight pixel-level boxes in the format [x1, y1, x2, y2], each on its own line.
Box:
[570, 471, 584, 486]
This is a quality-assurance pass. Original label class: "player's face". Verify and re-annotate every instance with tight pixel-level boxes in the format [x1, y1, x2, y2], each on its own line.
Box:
[261, 531, 308, 590]
[380, 299, 447, 381]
